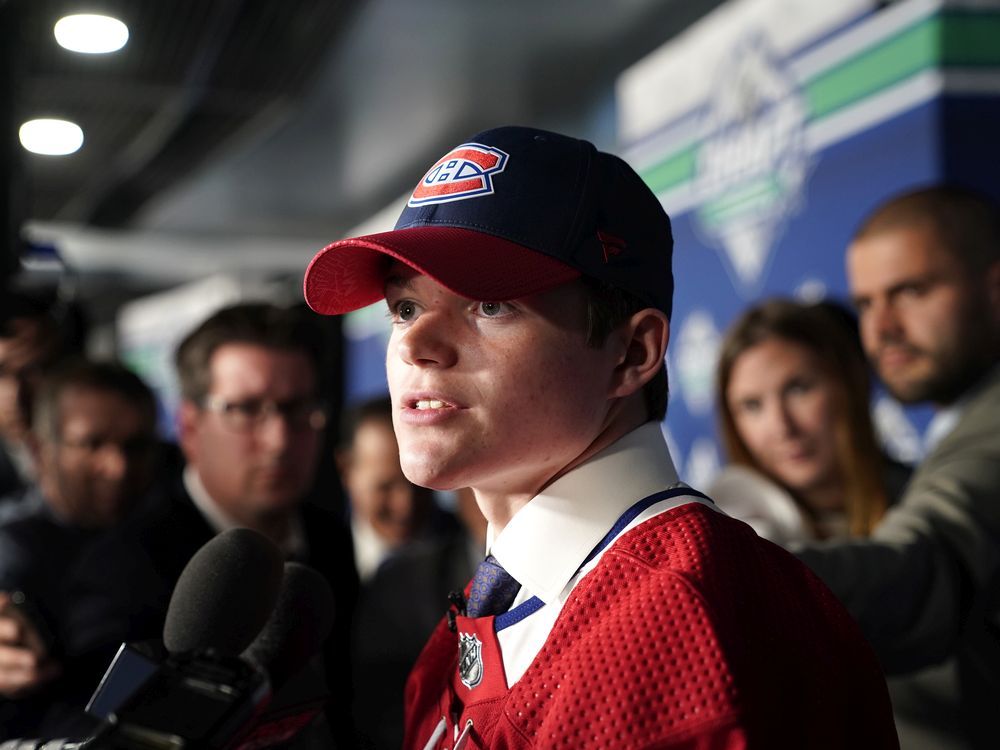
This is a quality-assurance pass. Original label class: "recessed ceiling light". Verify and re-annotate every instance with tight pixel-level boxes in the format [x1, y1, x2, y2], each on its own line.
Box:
[19, 119, 84, 156]
[54, 14, 129, 54]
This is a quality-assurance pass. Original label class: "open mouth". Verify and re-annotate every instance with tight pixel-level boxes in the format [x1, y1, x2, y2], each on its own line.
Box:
[412, 398, 452, 411]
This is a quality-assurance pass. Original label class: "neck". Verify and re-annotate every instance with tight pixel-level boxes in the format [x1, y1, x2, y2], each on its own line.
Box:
[230, 506, 293, 547]
[797, 477, 845, 514]
[475, 397, 648, 536]
[186, 467, 295, 548]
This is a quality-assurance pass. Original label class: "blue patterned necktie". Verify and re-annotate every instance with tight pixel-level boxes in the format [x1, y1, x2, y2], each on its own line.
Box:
[466, 554, 521, 618]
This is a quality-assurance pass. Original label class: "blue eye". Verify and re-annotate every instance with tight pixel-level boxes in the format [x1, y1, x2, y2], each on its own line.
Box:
[387, 299, 420, 323]
[476, 301, 509, 318]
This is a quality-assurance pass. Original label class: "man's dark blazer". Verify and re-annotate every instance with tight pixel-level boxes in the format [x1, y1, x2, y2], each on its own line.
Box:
[352, 529, 478, 750]
[0, 490, 102, 741]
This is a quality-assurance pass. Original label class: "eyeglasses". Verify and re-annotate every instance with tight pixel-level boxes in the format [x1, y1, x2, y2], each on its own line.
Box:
[201, 395, 328, 432]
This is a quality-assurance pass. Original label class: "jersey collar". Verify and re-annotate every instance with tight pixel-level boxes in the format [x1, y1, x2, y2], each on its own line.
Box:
[488, 421, 681, 605]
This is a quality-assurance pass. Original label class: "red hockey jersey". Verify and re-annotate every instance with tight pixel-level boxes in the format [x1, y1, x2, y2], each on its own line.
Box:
[404, 501, 897, 749]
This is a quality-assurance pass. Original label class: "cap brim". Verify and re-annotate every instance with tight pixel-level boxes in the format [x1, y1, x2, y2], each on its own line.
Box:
[303, 226, 581, 315]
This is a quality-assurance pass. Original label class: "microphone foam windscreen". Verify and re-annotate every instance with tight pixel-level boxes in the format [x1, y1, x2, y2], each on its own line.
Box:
[241, 562, 335, 690]
[163, 528, 284, 656]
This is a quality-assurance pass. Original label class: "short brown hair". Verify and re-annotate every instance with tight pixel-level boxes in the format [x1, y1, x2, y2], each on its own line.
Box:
[580, 276, 668, 422]
[855, 185, 1000, 273]
[175, 303, 326, 403]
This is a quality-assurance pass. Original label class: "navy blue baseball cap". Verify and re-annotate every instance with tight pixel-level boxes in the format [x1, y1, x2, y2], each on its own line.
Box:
[304, 126, 673, 318]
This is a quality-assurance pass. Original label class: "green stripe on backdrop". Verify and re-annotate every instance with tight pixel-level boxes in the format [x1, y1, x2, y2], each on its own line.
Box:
[640, 147, 697, 195]
[806, 14, 1000, 120]
[635, 10, 1000, 195]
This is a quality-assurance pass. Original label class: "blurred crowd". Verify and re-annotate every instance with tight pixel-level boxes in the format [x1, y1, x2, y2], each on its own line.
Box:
[0, 183, 996, 750]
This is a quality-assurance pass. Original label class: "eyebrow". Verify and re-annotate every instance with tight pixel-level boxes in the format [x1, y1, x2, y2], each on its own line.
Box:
[383, 274, 415, 296]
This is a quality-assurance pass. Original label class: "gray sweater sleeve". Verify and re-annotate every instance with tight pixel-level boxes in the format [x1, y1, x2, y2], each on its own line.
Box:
[796, 371, 1000, 674]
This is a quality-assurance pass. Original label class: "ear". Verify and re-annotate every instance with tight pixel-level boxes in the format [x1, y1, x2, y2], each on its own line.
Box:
[609, 308, 670, 399]
[176, 400, 202, 463]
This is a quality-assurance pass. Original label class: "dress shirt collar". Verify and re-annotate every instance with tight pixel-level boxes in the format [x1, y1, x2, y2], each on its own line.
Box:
[351, 515, 394, 583]
[182, 465, 306, 558]
[489, 421, 682, 605]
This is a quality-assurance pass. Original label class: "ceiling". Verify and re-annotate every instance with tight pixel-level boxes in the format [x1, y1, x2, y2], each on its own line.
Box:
[6, 0, 723, 300]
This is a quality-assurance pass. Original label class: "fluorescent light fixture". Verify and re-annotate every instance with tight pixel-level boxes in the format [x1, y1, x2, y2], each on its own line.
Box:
[19, 119, 84, 156]
[54, 14, 129, 54]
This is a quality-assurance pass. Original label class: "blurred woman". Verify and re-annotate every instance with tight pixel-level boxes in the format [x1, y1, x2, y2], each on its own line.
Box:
[710, 298, 908, 545]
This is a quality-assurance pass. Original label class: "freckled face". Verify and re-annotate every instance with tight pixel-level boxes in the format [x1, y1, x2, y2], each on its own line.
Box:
[385, 267, 621, 497]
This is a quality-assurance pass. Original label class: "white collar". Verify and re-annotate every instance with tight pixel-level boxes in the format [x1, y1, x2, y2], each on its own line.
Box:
[182, 465, 307, 558]
[489, 421, 681, 605]
[351, 515, 394, 583]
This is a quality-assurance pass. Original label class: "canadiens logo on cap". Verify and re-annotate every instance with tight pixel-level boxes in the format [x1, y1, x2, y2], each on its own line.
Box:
[408, 143, 508, 207]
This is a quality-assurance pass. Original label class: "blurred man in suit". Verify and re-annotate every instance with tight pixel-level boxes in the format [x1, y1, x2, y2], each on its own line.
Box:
[1, 304, 359, 745]
[0, 360, 158, 739]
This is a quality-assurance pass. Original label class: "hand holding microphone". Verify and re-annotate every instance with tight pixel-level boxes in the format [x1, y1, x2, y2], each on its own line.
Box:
[0, 591, 61, 699]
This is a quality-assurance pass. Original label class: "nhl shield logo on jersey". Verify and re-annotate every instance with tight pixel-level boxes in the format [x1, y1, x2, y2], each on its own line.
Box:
[408, 143, 509, 207]
[458, 632, 484, 689]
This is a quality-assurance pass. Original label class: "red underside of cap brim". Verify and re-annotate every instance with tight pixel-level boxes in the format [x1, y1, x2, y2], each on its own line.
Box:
[303, 226, 582, 315]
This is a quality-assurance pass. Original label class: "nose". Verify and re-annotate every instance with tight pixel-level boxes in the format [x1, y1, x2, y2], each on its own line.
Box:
[768, 398, 798, 440]
[394, 312, 458, 369]
[96, 444, 128, 481]
[866, 298, 902, 344]
[255, 410, 294, 452]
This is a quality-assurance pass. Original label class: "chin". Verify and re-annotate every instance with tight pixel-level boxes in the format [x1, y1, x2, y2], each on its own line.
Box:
[400, 458, 460, 492]
[256, 491, 304, 513]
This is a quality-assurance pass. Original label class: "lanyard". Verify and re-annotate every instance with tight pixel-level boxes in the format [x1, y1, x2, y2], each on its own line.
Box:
[493, 485, 710, 632]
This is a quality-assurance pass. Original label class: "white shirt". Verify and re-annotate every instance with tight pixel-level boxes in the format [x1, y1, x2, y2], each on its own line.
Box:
[351, 516, 395, 583]
[486, 421, 717, 684]
[182, 465, 307, 559]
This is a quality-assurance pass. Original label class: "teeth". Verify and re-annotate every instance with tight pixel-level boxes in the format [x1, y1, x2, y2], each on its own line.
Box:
[415, 399, 447, 410]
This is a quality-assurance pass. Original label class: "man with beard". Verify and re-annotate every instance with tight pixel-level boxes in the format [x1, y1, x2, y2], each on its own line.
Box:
[797, 186, 1000, 750]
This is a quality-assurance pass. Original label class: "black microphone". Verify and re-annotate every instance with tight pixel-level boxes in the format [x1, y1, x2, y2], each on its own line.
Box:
[164, 527, 285, 656]
[84, 528, 285, 744]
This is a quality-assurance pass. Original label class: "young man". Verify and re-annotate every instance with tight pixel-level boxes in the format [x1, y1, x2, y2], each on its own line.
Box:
[305, 126, 897, 748]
